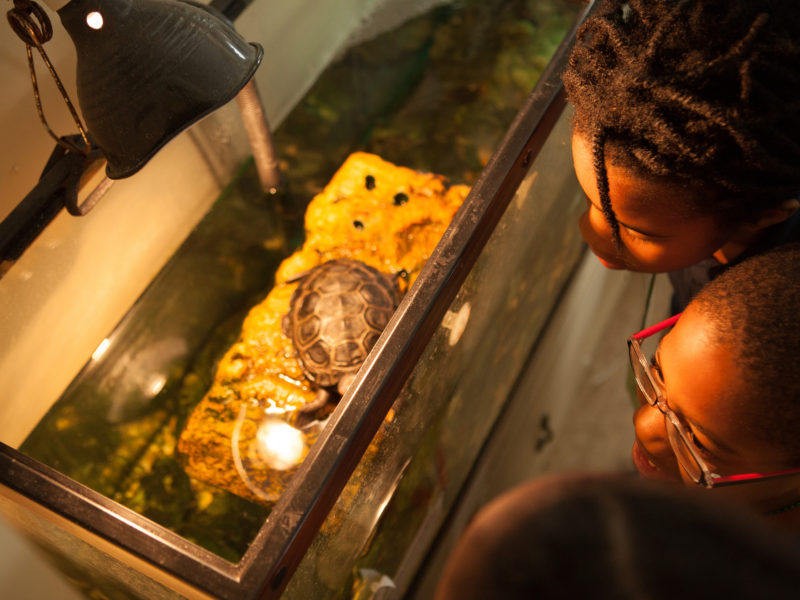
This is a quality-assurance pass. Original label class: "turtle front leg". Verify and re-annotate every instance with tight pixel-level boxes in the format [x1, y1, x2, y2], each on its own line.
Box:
[336, 373, 356, 397]
[297, 388, 331, 414]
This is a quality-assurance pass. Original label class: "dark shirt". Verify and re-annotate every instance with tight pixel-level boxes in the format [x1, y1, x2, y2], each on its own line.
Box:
[668, 208, 800, 313]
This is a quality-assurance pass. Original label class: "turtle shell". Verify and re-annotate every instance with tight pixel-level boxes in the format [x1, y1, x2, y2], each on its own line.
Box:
[282, 259, 399, 390]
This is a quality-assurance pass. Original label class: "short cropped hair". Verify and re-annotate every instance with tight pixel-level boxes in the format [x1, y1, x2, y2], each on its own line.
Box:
[691, 242, 800, 458]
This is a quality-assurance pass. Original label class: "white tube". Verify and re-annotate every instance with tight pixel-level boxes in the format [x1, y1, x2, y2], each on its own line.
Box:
[235, 78, 282, 194]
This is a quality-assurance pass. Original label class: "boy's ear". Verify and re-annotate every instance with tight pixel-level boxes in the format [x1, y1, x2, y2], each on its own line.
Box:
[744, 199, 800, 233]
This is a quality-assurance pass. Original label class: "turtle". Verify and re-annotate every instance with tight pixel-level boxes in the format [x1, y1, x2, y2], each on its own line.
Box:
[282, 258, 400, 413]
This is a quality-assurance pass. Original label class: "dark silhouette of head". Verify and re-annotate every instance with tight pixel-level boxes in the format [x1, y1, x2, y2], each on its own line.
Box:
[436, 473, 800, 599]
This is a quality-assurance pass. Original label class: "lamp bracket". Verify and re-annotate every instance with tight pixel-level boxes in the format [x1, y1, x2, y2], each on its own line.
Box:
[0, 134, 104, 277]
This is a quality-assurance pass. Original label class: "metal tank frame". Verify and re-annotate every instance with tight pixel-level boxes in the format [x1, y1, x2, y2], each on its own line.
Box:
[0, 2, 595, 597]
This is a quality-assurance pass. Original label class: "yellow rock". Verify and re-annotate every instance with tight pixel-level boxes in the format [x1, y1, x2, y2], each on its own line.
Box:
[177, 152, 468, 506]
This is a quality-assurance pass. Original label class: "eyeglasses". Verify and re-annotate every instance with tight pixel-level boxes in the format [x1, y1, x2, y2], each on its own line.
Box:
[628, 314, 800, 488]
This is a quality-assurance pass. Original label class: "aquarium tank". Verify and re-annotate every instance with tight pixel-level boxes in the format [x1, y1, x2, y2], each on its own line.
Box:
[0, 0, 593, 598]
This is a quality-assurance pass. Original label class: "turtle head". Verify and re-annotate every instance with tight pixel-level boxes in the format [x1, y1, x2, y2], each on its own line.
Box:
[336, 372, 357, 397]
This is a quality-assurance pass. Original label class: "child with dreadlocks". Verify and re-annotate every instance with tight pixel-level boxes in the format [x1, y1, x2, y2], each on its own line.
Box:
[563, 0, 800, 310]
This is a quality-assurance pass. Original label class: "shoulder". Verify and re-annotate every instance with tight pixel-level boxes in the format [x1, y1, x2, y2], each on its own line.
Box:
[744, 204, 800, 259]
[668, 258, 720, 313]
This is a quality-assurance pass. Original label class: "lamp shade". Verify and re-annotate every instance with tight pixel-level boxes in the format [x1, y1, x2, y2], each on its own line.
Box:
[56, 0, 263, 179]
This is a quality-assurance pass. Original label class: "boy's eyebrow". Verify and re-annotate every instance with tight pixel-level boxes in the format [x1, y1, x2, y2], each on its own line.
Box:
[654, 347, 738, 455]
[684, 416, 738, 455]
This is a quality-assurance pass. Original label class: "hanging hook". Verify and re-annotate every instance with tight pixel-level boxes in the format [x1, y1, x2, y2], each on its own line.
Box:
[7, 0, 52, 44]
[7, 0, 92, 155]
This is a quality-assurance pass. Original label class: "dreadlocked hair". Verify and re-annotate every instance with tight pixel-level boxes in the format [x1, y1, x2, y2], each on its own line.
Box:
[563, 0, 800, 244]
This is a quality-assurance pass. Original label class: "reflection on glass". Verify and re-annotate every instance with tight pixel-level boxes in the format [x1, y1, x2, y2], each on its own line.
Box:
[232, 412, 310, 503]
[255, 418, 307, 470]
[441, 302, 471, 346]
[91, 338, 111, 361]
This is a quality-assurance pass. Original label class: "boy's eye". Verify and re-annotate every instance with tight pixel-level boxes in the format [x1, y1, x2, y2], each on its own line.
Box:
[686, 426, 714, 458]
[650, 360, 663, 379]
[649, 360, 665, 387]
[621, 226, 656, 243]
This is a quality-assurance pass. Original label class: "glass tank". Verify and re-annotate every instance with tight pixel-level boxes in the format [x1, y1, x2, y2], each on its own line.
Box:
[0, 0, 593, 598]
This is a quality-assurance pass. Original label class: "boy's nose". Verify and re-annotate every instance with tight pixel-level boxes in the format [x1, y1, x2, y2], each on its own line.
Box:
[633, 404, 671, 454]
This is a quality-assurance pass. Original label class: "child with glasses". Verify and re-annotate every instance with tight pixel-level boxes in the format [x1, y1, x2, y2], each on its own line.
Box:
[563, 0, 800, 310]
[435, 245, 800, 600]
[629, 242, 800, 527]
